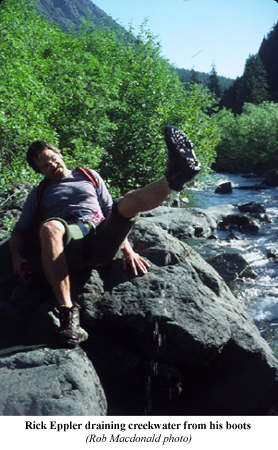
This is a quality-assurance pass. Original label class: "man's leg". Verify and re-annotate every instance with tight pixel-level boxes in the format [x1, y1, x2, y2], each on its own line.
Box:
[39, 220, 83, 347]
[117, 176, 171, 219]
[39, 220, 71, 307]
[117, 125, 201, 219]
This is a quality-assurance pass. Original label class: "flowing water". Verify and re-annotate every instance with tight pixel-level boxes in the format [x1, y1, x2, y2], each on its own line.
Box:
[146, 176, 278, 413]
[184, 173, 278, 358]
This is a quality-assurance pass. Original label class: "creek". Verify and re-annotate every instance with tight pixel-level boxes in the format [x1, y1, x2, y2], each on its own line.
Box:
[184, 173, 278, 358]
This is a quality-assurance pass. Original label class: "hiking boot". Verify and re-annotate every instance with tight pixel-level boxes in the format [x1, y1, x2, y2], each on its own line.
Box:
[164, 125, 201, 191]
[57, 303, 88, 348]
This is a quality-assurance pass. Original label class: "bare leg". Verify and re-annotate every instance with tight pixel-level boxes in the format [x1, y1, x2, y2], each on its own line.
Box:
[39, 220, 72, 307]
[117, 176, 171, 219]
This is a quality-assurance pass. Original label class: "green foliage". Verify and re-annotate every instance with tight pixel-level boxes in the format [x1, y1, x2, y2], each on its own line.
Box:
[89, 25, 219, 190]
[214, 102, 278, 172]
[0, 0, 219, 195]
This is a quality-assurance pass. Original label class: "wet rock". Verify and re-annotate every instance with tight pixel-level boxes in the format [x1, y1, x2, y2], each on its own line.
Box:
[220, 212, 268, 234]
[216, 201, 270, 236]
[240, 265, 258, 279]
[215, 181, 232, 194]
[267, 248, 278, 259]
[207, 253, 257, 283]
[238, 202, 266, 214]
[234, 184, 266, 191]
[263, 170, 278, 187]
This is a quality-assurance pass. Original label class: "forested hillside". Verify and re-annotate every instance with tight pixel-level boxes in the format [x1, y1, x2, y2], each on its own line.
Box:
[33, 0, 234, 96]
[221, 21, 278, 113]
[0, 0, 219, 195]
[259, 21, 278, 102]
[213, 17, 278, 173]
[176, 67, 234, 97]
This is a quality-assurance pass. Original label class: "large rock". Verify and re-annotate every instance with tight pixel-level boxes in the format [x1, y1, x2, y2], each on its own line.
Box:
[141, 204, 236, 239]
[263, 169, 278, 187]
[0, 346, 107, 416]
[215, 181, 232, 194]
[207, 253, 257, 283]
[1, 207, 278, 415]
[74, 219, 278, 415]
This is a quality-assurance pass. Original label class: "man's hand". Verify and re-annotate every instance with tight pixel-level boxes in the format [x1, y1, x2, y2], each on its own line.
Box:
[121, 239, 150, 276]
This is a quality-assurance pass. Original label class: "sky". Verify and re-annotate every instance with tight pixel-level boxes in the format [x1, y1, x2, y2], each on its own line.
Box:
[93, 0, 278, 79]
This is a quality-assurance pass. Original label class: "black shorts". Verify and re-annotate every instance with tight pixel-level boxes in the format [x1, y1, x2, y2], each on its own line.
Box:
[43, 202, 138, 269]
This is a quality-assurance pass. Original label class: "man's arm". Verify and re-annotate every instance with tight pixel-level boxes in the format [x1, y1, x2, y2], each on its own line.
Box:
[93, 171, 150, 276]
[9, 232, 26, 278]
[121, 237, 151, 276]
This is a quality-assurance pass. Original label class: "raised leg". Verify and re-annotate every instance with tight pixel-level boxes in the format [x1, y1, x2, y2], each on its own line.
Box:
[117, 176, 171, 219]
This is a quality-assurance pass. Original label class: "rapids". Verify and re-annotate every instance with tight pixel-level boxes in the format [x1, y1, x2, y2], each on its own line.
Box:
[184, 173, 278, 357]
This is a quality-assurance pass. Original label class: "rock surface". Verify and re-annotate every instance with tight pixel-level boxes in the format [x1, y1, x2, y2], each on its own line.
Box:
[207, 253, 257, 283]
[141, 204, 236, 239]
[1, 203, 278, 415]
[0, 346, 106, 416]
[263, 169, 278, 187]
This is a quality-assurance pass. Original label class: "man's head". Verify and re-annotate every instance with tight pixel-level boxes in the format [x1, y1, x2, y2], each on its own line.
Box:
[27, 141, 69, 180]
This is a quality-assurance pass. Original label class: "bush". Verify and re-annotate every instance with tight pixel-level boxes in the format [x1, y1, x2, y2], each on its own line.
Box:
[214, 102, 278, 172]
[0, 0, 218, 193]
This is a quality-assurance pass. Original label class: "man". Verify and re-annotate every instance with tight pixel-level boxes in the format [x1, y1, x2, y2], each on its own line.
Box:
[9, 126, 201, 347]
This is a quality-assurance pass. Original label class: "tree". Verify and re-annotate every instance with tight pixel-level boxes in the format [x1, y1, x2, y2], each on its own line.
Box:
[259, 22, 278, 102]
[235, 54, 269, 112]
[208, 63, 221, 98]
[221, 54, 270, 114]
[190, 68, 200, 84]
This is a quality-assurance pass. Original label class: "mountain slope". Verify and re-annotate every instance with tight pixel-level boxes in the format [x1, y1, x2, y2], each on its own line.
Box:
[34, 0, 233, 93]
[35, 0, 111, 30]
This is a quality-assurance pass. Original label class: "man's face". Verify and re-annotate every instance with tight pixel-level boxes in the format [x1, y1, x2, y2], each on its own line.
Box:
[35, 149, 68, 180]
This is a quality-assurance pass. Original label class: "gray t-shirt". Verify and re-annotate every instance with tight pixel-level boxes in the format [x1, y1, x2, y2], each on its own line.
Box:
[13, 168, 113, 236]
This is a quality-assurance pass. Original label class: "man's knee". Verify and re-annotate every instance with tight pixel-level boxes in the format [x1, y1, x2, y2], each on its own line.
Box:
[40, 220, 66, 245]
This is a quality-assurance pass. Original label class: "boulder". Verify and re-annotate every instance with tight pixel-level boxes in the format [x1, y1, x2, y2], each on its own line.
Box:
[1, 209, 278, 415]
[218, 201, 269, 235]
[215, 181, 233, 194]
[238, 201, 266, 214]
[263, 169, 278, 187]
[207, 252, 257, 283]
[141, 204, 236, 239]
[0, 346, 107, 416]
[267, 247, 278, 259]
